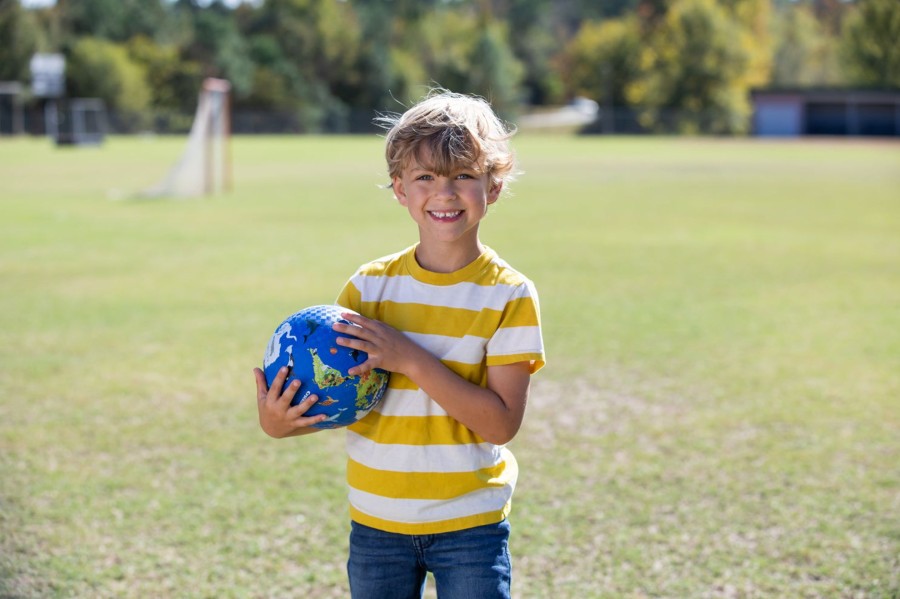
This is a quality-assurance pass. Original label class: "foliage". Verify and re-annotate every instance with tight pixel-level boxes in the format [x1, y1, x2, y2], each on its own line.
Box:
[128, 35, 202, 114]
[771, 3, 843, 85]
[189, 5, 255, 97]
[5, 0, 886, 133]
[0, 0, 45, 82]
[66, 36, 151, 129]
[409, 9, 485, 98]
[465, 21, 525, 119]
[710, 0, 772, 89]
[839, 0, 900, 87]
[240, 0, 365, 131]
[503, 0, 566, 105]
[563, 16, 643, 108]
[54, 0, 173, 46]
[629, 0, 752, 134]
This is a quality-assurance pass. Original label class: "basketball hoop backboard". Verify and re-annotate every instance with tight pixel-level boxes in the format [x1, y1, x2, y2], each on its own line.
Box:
[30, 53, 66, 98]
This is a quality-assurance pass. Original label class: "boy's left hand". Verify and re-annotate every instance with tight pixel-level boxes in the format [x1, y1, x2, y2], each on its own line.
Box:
[333, 313, 422, 376]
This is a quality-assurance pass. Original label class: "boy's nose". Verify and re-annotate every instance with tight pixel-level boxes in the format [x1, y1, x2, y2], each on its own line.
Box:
[435, 178, 456, 199]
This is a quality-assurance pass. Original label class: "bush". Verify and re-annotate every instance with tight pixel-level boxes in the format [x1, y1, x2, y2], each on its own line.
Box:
[66, 37, 152, 131]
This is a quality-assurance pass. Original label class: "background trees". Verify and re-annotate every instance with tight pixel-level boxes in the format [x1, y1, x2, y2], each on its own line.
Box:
[4, 0, 894, 133]
[770, 3, 842, 86]
[629, 0, 753, 133]
[839, 0, 900, 87]
[65, 36, 151, 123]
[0, 0, 46, 82]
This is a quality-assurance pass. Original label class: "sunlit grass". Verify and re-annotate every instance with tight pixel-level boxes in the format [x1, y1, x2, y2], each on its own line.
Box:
[1, 134, 898, 597]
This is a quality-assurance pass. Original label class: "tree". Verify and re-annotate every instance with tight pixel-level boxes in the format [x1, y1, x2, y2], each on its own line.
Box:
[56, 0, 129, 41]
[182, 4, 255, 97]
[410, 8, 481, 96]
[10, 0, 827, 133]
[503, 0, 566, 104]
[718, 0, 773, 89]
[563, 17, 643, 108]
[66, 36, 152, 129]
[771, 3, 842, 86]
[242, 0, 364, 130]
[0, 0, 46, 82]
[840, 0, 900, 87]
[393, 4, 524, 116]
[239, 34, 297, 110]
[628, 0, 752, 133]
[808, 0, 854, 35]
[127, 34, 203, 128]
[466, 21, 525, 118]
[54, 0, 170, 43]
[345, 2, 395, 112]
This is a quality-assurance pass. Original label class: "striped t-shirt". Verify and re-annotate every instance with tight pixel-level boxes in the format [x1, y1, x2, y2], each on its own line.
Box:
[335, 244, 545, 535]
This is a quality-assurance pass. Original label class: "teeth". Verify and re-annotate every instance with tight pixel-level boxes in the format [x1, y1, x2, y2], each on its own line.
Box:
[431, 211, 461, 218]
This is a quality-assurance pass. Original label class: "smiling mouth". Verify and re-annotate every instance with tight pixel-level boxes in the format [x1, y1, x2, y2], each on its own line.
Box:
[429, 210, 463, 221]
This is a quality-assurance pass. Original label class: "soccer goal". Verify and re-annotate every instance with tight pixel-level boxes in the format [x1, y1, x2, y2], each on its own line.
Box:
[51, 98, 108, 146]
[143, 78, 232, 198]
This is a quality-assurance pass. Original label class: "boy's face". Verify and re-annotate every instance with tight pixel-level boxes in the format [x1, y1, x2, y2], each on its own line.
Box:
[392, 147, 502, 250]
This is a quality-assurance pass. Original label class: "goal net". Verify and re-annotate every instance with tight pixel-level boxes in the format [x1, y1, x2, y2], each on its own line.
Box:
[143, 78, 231, 198]
[52, 98, 108, 145]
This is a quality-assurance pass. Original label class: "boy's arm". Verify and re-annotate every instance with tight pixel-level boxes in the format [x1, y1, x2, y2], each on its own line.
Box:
[333, 314, 532, 445]
[409, 357, 532, 446]
[254, 366, 327, 438]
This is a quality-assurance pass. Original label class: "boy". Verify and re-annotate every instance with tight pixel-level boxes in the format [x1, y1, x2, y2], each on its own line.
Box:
[254, 90, 544, 598]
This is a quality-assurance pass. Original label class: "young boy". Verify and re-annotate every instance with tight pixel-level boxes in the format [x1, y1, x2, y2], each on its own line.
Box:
[254, 90, 545, 599]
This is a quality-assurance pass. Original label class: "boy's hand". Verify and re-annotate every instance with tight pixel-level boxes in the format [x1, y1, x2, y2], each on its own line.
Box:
[334, 311, 532, 445]
[333, 312, 424, 376]
[254, 366, 326, 438]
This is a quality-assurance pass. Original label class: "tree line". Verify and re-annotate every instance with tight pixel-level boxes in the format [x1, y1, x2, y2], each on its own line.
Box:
[1, 0, 898, 134]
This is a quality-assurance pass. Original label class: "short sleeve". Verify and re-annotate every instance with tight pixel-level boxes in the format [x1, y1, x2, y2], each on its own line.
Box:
[485, 280, 545, 374]
[335, 275, 362, 313]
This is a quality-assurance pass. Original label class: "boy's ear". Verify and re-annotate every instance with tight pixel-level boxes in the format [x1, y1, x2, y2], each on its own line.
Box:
[393, 177, 408, 206]
[487, 180, 503, 204]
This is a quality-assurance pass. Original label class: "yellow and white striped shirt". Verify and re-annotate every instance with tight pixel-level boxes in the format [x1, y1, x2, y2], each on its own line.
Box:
[336, 244, 545, 535]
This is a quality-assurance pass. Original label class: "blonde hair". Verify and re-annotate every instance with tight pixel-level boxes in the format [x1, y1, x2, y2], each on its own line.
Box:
[377, 90, 516, 191]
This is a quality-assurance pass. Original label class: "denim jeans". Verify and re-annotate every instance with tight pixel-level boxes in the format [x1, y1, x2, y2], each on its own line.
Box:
[347, 520, 512, 599]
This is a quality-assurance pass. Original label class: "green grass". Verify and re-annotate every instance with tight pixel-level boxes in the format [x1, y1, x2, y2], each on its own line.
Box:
[1, 134, 898, 598]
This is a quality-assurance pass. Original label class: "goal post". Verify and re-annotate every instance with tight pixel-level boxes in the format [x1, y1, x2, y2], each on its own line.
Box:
[142, 78, 232, 198]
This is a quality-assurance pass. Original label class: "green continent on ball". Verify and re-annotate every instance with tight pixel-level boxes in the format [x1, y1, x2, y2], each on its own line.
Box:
[309, 347, 347, 388]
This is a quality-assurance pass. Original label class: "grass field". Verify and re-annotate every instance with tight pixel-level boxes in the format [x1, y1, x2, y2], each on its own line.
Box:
[0, 134, 898, 598]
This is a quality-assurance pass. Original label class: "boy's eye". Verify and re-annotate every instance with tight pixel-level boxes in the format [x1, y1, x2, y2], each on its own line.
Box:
[416, 174, 433, 181]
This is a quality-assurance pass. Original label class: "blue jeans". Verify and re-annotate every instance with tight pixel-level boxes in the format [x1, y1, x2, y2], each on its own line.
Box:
[347, 520, 512, 599]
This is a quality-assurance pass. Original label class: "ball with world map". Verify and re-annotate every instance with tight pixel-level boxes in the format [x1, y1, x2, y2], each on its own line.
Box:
[263, 305, 390, 429]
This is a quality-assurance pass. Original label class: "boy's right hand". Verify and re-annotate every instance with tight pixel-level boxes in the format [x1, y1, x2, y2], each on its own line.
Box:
[254, 366, 326, 438]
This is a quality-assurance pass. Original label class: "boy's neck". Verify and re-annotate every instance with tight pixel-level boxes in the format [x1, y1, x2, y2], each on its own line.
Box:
[414, 239, 486, 274]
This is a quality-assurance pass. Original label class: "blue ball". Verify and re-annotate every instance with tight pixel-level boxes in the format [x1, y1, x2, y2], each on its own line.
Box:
[263, 305, 389, 429]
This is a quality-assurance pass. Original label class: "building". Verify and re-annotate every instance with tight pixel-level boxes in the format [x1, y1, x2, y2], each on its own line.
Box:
[0, 82, 25, 135]
[751, 88, 900, 137]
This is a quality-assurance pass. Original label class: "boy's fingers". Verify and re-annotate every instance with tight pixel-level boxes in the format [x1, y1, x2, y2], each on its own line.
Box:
[340, 312, 365, 325]
[337, 313, 382, 336]
[333, 321, 367, 342]
[254, 368, 269, 402]
[266, 366, 289, 400]
[279, 378, 302, 404]
[335, 334, 364, 350]
[293, 415, 328, 428]
[287, 393, 320, 418]
[347, 361, 374, 377]
[285, 394, 328, 427]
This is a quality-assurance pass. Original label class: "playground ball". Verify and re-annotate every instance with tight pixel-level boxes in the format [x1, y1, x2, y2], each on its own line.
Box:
[263, 305, 389, 429]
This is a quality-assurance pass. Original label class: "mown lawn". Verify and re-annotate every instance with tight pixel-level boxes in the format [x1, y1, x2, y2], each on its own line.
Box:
[1, 134, 898, 598]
